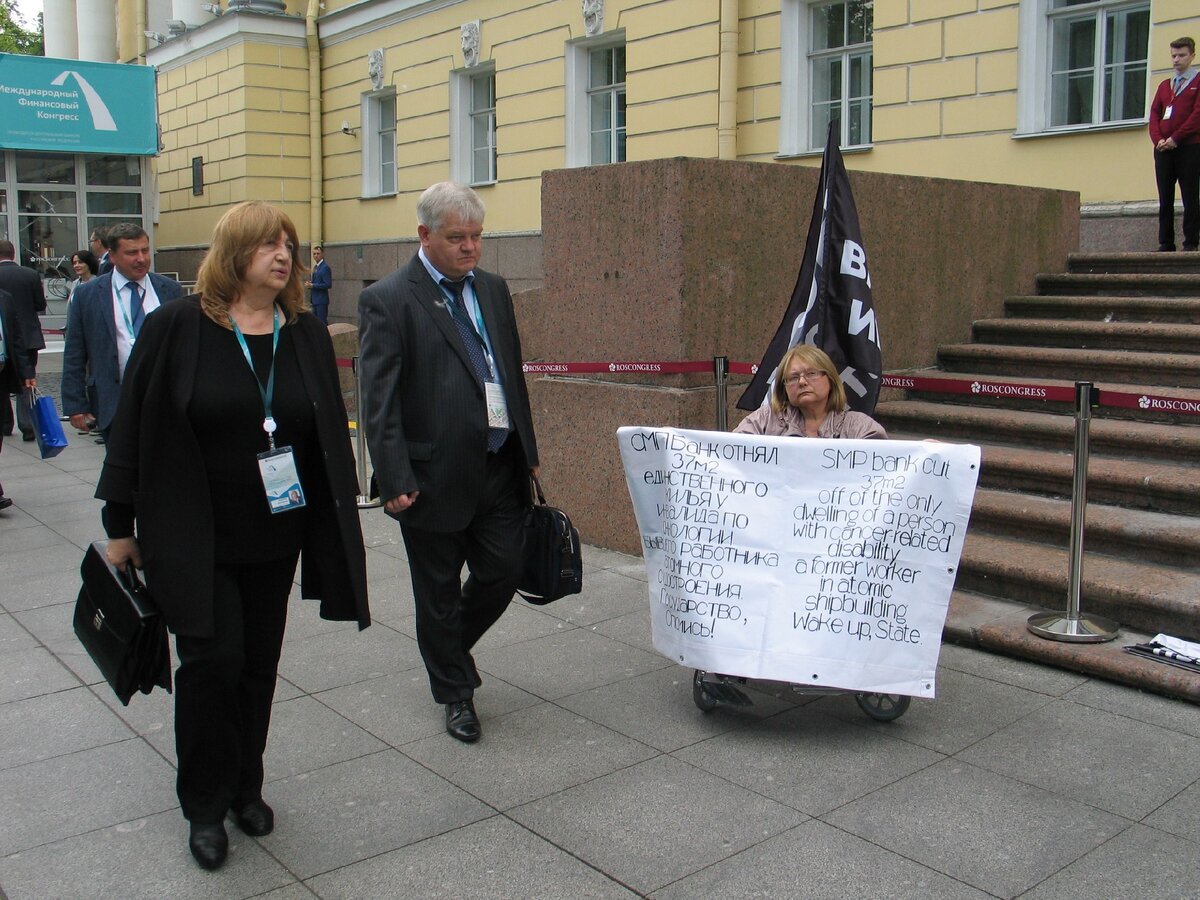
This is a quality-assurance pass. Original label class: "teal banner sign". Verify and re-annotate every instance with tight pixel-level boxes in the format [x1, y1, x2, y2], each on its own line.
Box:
[0, 53, 158, 155]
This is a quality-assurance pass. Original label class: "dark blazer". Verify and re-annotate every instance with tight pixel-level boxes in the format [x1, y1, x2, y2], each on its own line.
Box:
[61, 271, 183, 430]
[0, 289, 34, 394]
[310, 259, 332, 307]
[358, 254, 538, 532]
[0, 260, 46, 352]
[95, 297, 370, 637]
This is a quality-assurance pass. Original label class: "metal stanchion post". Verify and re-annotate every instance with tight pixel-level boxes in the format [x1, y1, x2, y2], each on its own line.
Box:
[351, 356, 381, 509]
[714, 356, 729, 431]
[1027, 381, 1117, 642]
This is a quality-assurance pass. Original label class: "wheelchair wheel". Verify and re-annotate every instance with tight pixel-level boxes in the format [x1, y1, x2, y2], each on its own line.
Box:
[692, 670, 719, 712]
[854, 692, 911, 722]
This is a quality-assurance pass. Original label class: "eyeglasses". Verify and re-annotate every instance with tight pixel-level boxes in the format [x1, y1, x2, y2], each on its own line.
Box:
[783, 371, 827, 386]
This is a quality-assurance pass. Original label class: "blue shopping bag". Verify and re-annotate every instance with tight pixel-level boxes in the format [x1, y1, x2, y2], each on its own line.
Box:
[27, 390, 68, 459]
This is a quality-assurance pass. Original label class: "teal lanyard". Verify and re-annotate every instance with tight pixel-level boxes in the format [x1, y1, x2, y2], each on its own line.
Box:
[230, 305, 281, 450]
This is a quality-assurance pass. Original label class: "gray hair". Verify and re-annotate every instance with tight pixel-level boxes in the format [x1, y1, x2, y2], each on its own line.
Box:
[416, 182, 485, 232]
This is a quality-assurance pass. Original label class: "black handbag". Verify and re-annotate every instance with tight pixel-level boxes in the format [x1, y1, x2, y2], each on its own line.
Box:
[72, 541, 172, 706]
[517, 476, 583, 605]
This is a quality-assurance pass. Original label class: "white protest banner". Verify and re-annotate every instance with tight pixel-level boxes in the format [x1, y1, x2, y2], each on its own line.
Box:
[618, 427, 981, 697]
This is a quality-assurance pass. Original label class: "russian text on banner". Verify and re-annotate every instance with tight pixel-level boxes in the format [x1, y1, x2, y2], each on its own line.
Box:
[618, 427, 981, 697]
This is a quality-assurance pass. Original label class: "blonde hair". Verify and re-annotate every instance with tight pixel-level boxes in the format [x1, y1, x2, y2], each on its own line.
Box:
[770, 344, 847, 416]
[195, 202, 307, 325]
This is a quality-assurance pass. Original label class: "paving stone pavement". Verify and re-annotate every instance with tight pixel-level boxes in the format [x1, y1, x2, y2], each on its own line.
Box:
[2, 430, 1199, 899]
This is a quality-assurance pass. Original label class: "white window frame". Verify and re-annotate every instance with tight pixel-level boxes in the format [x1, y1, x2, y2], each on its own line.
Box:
[1016, 0, 1149, 136]
[361, 89, 397, 198]
[450, 65, 497, 186]
[780, 0, 873, 155]
[565, 31, 626, 167]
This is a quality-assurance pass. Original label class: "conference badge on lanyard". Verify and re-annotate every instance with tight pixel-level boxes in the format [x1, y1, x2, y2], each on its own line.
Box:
[258, 445, 306, 513]
[231, 306, 306, 514]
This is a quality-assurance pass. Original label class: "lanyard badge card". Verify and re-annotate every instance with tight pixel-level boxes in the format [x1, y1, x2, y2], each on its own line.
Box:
[231, 307, 306, 514]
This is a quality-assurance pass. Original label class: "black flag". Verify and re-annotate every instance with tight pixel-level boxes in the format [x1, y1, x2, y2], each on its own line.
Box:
[737, 122, 882, 413]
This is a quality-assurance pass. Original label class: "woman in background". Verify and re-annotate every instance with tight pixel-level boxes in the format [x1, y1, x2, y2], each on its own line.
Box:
[735, 344, 887, 440]
[65, 249, 98, 310]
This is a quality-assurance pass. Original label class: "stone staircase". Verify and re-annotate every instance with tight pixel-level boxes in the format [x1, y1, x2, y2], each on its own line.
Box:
[875, 252, 1200, 701]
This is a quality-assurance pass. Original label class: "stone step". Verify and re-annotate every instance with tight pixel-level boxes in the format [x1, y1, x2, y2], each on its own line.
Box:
[883, 369, 1200, 425]
[942, 591, 1200, 704]
[877, 400, 1200, 461]
[954, 532, 1200, 641]
[1005, 295, 1200, 323]
[935, 343, 1200, 387]
[972, 318, 1200, 353]
[967, 488, 1200, 566]
[1067, 251, 1200, 275]
[888, 430, 1200, 515]
[1036, 272, 1200, 297]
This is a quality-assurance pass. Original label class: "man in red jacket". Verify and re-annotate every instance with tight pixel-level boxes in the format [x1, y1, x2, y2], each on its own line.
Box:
[1150, 37, 1200, 252]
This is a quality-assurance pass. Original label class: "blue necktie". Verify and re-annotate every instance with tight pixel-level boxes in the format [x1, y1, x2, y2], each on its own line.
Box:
[441, 278, 507, 453]
[128, 282, 145, 337]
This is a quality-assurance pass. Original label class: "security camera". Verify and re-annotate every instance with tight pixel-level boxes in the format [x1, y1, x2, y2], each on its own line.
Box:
[340, 120, 359, 136]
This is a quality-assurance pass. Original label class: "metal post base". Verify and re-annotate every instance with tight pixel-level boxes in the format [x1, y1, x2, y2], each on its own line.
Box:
[356, 495, 382, 509]
[1026, 611, 1119, 643]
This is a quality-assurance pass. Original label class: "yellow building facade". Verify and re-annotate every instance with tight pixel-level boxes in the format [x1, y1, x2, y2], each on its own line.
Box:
[130, 0, 1199, 254]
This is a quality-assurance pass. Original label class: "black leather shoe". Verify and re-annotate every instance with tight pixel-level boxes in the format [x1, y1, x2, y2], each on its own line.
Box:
[445, 699, 481, 742]
[20, 433, 34, 442]
[232, 798, 274, 836]
[0, 497, 12, 511]
[188, 822, 228, 870]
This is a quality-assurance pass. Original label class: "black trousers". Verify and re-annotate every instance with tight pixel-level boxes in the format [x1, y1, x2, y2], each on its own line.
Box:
[1155, 143, 1200, 249]
[2, 350, 37, 438]
[173, 552, 298, 824]
[400, 439, 526, 704]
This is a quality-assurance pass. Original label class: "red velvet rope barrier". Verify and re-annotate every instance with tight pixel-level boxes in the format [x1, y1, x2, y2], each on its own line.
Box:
[327, 355, 1200, 416]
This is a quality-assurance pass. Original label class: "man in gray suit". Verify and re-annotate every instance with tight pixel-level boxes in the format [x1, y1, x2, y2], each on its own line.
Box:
[359, 182, 539, 743]
[0, 240, 45, 442]
[61, 223, 183, 440]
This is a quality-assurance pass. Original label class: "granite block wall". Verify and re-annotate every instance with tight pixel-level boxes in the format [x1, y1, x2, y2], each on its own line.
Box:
[519, 158, 1079, 554]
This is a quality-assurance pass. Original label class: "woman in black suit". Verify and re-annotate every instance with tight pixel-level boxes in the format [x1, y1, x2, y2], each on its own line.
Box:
[97, 201, 370, 871]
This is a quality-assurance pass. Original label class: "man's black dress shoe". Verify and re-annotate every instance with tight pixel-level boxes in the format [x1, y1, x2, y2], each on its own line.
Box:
[445, 699, 481, 742]
[20, 433, 34, 442]
[188, 822, 228, 870]
[0, 497, 12, 511]
[232, 798, 274, 836]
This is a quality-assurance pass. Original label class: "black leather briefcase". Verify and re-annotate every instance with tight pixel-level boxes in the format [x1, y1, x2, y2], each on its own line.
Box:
[518, 476, 583, 605]
[72, 541, 172, 706]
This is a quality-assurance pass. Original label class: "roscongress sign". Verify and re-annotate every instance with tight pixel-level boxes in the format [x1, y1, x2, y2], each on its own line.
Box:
[0, 53, 157, 155]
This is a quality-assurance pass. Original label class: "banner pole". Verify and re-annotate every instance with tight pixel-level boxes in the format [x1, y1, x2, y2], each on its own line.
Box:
[714, 356, 729, 431]
[1027, 382, 1117, 642]
[352, 356, 381, 509]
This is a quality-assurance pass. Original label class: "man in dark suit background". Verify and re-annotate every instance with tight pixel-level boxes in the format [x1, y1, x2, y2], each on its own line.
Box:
[0, 286, 36, 509]
[91, 226, 114, 275]
[305, 244, 332, 324]
[61, 223, 183, 440]
[359, 182, 539, 743]
[0, 240, 46, 442]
